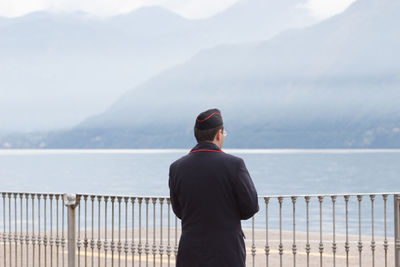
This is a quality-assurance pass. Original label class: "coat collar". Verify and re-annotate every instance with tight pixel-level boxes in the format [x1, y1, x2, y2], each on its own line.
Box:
[189, 142, 224, 154]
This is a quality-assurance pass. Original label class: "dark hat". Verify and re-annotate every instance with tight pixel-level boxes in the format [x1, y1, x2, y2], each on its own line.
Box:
[195, 108, 223, 130]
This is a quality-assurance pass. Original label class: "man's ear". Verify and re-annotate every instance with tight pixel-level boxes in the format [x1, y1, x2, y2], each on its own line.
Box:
[214, 130, 221, 142]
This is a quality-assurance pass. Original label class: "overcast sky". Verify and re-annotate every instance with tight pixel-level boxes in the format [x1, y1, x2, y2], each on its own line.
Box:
[0, 0, 357, 20]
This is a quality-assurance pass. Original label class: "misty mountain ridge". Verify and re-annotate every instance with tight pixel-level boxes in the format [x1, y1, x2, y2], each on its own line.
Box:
[57, 0, 400, 148]
[84, 0, 400, 120]
[0, 0, 315, 132]
[2, 0, 399, 148]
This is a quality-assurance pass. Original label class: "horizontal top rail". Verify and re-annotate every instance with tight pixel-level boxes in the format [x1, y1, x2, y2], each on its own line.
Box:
[258, 192, 400, 198]
[0, 191, 399, 199]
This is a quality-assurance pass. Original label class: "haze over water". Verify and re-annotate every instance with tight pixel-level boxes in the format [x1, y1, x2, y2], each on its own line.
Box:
[0, 149, 398, 195]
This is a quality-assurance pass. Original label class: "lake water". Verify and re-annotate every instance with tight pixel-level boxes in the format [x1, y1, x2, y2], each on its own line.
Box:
[0, 149, 399, 235]
[0, 149, 399, 195]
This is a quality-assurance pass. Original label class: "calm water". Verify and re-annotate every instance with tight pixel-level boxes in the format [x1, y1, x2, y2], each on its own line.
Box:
[0, 149, 399, 235]
[0, 149, 398, 195]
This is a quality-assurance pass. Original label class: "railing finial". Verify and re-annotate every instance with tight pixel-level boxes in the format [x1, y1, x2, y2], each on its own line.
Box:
[63, 193, 77, 207]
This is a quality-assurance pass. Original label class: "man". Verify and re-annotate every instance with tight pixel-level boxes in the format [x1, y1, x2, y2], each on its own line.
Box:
[169, 108, 259, 267]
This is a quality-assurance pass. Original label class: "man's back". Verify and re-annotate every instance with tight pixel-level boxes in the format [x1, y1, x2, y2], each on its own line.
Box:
[169, 142, 259, 267]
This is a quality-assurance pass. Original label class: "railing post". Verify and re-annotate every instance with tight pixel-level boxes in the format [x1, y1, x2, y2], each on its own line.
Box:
[394, 194, 400, 267]
[64, 193, 78, 267]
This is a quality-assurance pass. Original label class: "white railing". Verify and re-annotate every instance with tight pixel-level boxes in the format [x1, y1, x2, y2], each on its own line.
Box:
[0, 192, 399, 266]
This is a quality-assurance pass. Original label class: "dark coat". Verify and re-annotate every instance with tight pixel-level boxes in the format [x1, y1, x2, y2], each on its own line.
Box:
[169, 142, 259, 267]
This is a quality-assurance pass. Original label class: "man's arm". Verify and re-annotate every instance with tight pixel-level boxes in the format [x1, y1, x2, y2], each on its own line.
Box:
[234, 158, 259, 220]
[169, 164, 182, 219]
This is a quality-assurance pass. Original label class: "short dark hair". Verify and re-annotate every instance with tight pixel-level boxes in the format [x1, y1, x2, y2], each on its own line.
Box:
[194, 125, 223, 142]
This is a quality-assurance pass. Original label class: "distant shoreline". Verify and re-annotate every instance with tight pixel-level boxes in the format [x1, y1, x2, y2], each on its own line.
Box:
[1, 148, 400, 155]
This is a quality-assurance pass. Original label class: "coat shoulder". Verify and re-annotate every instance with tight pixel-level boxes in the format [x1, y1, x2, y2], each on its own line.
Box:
[169, 154, 190, 171]
[169, 151, 244, 172]
[221, 152, 244, 165]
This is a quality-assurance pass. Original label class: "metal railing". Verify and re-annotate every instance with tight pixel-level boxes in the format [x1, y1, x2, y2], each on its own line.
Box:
[1, 192, 66, 267]
[0, 192, 399, 266]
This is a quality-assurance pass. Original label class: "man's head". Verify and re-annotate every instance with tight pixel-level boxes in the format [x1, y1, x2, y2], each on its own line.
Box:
[194, 108, 226, 148]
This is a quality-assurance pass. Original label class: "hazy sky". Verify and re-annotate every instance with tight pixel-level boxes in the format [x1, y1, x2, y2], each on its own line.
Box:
[0, 0, 357, 19]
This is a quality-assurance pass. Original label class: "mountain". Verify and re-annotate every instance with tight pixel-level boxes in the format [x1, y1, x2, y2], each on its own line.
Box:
[0, 0, 315, 133]
[194, 0, 315, 43]
[29, 0, 400, 149]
